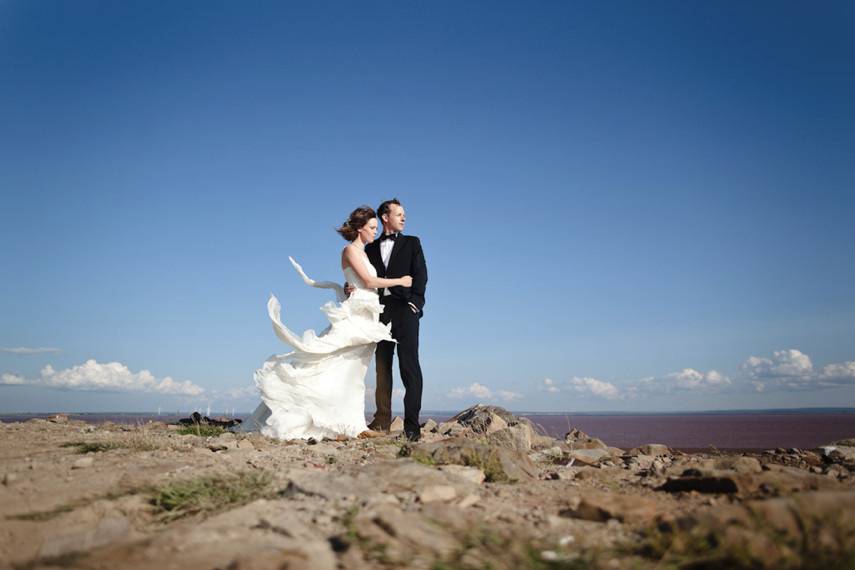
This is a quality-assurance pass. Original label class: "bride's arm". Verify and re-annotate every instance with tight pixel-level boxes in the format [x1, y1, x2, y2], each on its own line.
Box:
[342, 246, 412, 289]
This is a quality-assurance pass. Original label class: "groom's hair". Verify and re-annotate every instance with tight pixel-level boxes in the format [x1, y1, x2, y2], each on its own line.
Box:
[377, 198, 401, 220]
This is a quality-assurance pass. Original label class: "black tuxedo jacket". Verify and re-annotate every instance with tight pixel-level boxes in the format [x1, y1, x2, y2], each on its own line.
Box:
[366, 234, 428, 316]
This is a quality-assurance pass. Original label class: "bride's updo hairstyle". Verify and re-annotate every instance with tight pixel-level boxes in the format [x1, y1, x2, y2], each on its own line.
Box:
[336, 206, 377, 241]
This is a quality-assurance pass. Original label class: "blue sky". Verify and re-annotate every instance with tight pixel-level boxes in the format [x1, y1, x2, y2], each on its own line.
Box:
[2, 1, 854, 413]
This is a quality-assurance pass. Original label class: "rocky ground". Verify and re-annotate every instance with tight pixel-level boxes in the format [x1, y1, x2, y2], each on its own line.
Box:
[1, 405, 854, 569]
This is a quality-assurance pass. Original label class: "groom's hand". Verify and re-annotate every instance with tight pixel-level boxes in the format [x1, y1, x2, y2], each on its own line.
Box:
[344, 282, 355, 298]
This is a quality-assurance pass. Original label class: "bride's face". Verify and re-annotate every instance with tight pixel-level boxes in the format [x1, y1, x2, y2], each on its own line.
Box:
[358, 218, 378, 244]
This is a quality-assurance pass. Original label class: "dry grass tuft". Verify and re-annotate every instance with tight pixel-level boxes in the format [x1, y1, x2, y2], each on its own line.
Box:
[149, 471, 273, 522]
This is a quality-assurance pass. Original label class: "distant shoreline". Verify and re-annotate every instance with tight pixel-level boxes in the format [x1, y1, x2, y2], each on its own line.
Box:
[3, 409, 854, 450]
[2, 407, 854, 418]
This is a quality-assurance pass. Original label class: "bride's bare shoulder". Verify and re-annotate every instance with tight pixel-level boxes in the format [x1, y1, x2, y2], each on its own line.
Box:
[341, 244, 357, 269]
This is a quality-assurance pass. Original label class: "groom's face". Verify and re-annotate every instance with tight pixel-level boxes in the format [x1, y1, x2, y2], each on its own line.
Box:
[383, 204, 406, 233]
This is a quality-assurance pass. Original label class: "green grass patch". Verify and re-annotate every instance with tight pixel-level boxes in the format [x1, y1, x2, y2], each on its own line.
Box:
[61, 441, 123, 454]
[176, 425, 226, 437]
[149, 471, 273, 522]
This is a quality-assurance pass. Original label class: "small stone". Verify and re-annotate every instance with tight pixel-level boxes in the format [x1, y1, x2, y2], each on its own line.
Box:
[422, 418, 438, 432]
[390, 416, 405, 432]
[72, 456, 94, 469]
[2, 472, 19, 486]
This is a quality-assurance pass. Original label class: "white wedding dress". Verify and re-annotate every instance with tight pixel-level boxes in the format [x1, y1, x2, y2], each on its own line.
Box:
[247, 255, 393, 440]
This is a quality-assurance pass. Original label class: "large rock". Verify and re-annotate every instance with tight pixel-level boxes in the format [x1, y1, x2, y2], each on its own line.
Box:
[820, 441, 855, 468]
[560, 491, 659, 524]
[568, 437, 609, 451]
[568, 448, 612, 467]
[447, 405, 518, 434]
[485, 424, 533, 453]
[350, 504, 460, 563]
[564, 427, 590, 441]
[96, 499, 337, 570]
[649, 491, 855, 569]
[629, 444, 670, 457]
[38, 509, 133, 559]
[400, 438, 538, 482]
[659, 463, 835, 496]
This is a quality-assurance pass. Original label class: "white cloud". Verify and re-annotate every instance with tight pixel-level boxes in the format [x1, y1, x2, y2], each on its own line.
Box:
[449, 382, 493, 399]
[666, 368, 731, 390]
[568, 377, 621, 399]
[742, 349, 814, 380]
[1, 373, 26, 385]
[820, 361, 855, 383]
[217, 385, 258, 400]
[1, 359, 205, 396]
[447, 383, 521, 403]
[497, 389, 523, 402]
[740, 349, 855, 390]
[1, 347, 61, 354]
[540, 378, 560, 393]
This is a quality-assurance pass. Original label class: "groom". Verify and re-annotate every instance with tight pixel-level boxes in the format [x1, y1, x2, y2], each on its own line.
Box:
[365, 199, 428, 441]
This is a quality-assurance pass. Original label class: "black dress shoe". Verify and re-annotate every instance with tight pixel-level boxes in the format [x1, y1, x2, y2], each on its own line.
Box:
[405, 430, 421, 442]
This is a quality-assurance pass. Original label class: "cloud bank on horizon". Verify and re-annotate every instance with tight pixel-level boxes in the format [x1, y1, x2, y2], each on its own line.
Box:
[2, 347, 854, 411]
[1, 347, 61, 354]
[530, 348, 855, 404]
[1, 359, 204, 397]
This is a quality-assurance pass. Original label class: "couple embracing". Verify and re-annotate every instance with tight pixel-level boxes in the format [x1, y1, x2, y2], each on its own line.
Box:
[249, 199, 428, 442]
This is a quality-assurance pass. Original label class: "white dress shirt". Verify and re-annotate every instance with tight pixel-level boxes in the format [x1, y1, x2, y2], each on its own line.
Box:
[380, 233, 419, 313]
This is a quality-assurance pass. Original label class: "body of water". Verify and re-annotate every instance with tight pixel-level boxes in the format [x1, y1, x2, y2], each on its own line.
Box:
[3, 410, 854, 451]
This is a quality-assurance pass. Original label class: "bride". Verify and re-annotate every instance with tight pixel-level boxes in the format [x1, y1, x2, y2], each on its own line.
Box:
[246, 206, 412, 440]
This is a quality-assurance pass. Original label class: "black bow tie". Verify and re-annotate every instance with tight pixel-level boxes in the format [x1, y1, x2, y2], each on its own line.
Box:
[379, 233, 398, 242]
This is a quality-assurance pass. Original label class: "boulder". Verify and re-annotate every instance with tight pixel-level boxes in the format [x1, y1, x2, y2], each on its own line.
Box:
[351, 504, 460, 562]
[438, 464, 486, 484]
[531, 433, 560, 450]
[390, 416, 405, 432]
[630, 444, 670, 457]
[564, 427, 590, 441]
[419, 485, 457, 503]
[560, 491, 659, 524]
[568, 437, 609, 451]
[486, 424, 533, 453]
[659, 475, 740, 494]
[436, 420, 465, 437]
[401, 438, 538, 483]
[421, 418, 438, 432]
[651, 491, 855, 569]
[448, 405, 518, 434]
[568, 448, 612, 467]
[38, 513, 132, 559]
[714, 456, 762, 474]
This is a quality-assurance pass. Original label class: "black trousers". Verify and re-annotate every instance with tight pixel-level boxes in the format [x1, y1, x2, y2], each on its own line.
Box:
[372, 298, 423, 434]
